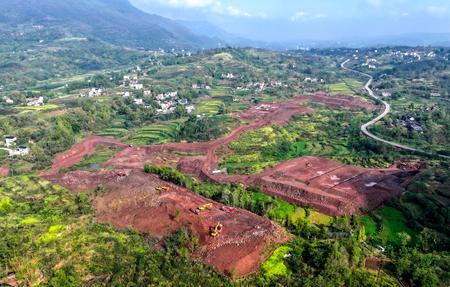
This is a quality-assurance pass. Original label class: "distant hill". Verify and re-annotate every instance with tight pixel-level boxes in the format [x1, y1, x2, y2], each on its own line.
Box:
[178, 20, 247, 46]
[0, 0, 219, 50]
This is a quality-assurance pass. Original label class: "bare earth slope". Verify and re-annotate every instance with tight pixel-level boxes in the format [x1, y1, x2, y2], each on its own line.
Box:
[45, 169, 290, 277]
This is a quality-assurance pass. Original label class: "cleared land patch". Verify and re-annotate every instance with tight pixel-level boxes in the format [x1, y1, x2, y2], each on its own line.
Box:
[44, 169, 290, 277]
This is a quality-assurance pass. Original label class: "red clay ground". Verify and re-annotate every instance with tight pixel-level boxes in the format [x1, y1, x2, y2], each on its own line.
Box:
[40, 136, 128, 176]
[44, 169, 290, 277]
[246, 157, 413, 215]
[38, 94, 412, 216]
[0, 166, 9, 177]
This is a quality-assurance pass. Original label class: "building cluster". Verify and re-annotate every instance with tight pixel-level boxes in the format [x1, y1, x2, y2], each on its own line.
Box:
[3, 96, 14, 104]
[397, 116, 424, 133]
[222, 73, 235, 80]
[235, 80, 287, 92]
[2, 136, 30, 156]
[154, 91, 194, 114]
[122, 74, 145, 91]
[303, 77, 325, 84]
[27, 96, 44, 107]
[192, 83, 211, 90]
[81, 88, 103, 98]
[362, 58, 377, 69]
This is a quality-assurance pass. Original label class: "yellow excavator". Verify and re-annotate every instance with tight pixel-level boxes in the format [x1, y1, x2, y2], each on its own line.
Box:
[210, 223, 223, 238]
[156, 186, 170, 192]
[190, 203, 213, 215]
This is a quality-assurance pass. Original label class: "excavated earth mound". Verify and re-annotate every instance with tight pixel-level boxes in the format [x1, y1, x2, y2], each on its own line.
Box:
[246, 156, 415, 216]
[44, 170, 291, 277]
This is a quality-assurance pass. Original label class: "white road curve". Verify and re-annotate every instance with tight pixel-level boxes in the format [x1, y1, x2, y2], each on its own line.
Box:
[341, 59, 449, 160]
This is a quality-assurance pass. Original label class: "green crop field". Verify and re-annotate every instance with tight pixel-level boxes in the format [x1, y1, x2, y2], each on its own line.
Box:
[15, 104, 60, 112]
[327, 78, 363, 95]
[97, 127, 128, 138]
[210, 86, 230, 98]
[360, 215, 377, 235]
[362, 207, 417, 245]
[196, 100, 224, 115]
[128, 120, 183, 145]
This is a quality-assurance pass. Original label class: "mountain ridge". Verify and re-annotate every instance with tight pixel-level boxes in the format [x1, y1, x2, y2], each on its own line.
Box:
[0, 0, 219, 50]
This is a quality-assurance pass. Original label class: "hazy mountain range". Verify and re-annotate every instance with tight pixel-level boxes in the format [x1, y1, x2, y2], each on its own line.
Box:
[0, 0, 450, 51]
[0, 0, 218, 50]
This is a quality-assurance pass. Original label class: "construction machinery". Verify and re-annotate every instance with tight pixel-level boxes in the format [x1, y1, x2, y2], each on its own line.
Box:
[115, 171, 127, 177]
[210, 223, 223, 238]
[190, 203, 213, 215]
[221, 206, 236, 213]
[156, 186, 170, 192]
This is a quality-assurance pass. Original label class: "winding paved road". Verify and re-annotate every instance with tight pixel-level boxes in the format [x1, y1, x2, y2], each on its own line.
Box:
[341, 59, 449, 160]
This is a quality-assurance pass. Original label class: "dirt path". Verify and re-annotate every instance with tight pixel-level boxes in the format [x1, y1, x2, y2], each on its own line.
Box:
[40, 136, 129, 176]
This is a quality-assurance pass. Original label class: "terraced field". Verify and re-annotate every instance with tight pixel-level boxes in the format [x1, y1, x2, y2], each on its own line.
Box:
[210, 86, 231, 98]
[196, 100, 224, 115]
[128, 121, 183, 145]
[98, 127, 128, 138]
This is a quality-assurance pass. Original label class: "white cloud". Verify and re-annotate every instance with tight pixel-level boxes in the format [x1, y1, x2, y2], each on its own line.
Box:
[225, 6, 251, 17]
[427, 5, 448, 17]
[367, 0, 383, 7]
[151, 0, 252, 17]
[162, 0, 217, 8]
[290, 11, 327, 22]
[290, 11, 308, 21]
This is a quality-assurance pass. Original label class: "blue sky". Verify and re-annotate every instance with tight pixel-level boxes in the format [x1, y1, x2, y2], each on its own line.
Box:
[130, 0, 450, 42]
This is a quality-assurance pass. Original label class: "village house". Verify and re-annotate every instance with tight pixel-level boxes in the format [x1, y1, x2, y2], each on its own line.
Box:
[186, 105, 195, 113]
[130, 83, 144, 90]
[3, 96, 13, 104]
[14, 145, 30, 156]
[134, 98, 144, 105]
[157, 102, 176, 114]
[430, 92, 441, 97]
[304, 77, 318, 83]
[88, 88, 103, 97]
[222, 73, 235, 79]
[398, 116, 425, 133]
[123, 91, 131, 98]
[81, 88, 103, 98]
[156, 91, 178, 101]
[3, 136, 17, 147]
[27, 96, 44, 107]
